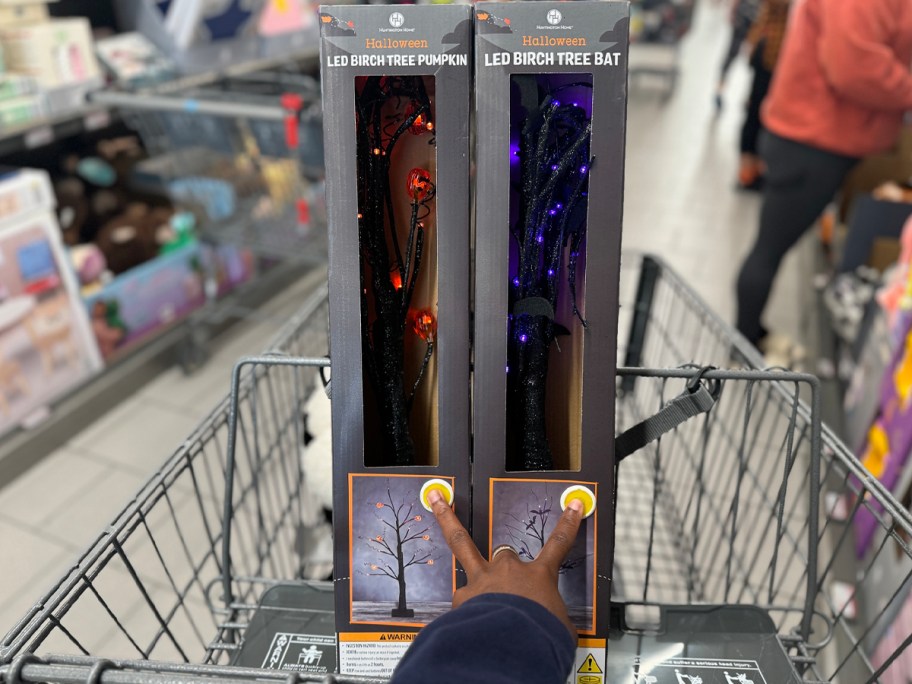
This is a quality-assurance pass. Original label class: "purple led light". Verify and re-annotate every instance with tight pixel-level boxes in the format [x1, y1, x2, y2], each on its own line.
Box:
[551, 164, 558, 171]
[519, 334, 528, 343]
[580, 165, 588, 174]
[536, 234, 543, 243]
[548, 209, 556, 216]
[548, 269, 555, 276]
[556, 203, 563, 209]
[572, 101, 578, 107]
[553, 100, 560, 106]
[512, 277, 520, 286]
[506, 365, 510, 373]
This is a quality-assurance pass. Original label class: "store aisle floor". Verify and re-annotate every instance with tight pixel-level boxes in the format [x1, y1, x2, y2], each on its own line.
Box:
[0, 1, 813, 634]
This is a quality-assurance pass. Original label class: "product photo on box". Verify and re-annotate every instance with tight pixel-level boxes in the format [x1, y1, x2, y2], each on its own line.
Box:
[319, 4, 472, 677]
[473, 0, 630, 673]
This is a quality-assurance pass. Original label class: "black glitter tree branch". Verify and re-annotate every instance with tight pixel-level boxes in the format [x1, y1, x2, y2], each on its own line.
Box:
[507, 77, 593, 471]
[356, 76, 437, 466]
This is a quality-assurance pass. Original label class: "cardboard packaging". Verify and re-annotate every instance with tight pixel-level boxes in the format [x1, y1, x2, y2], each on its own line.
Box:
[0, 168, 102, 432]
[82, 241, 253, 364]
[473, 0, 629, 671]
[0, 2, 49, 29]
[0, 93, 45, 127]
[320, 4, 472, 677]
[95, 32, 177, 88]
[0, 17, 101, 89]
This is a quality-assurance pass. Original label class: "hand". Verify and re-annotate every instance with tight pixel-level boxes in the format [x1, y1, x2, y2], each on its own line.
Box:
[427, 488, 584, 637]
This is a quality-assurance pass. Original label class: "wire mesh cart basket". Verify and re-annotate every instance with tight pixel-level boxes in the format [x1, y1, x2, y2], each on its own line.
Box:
[2, 254, 911, 683]
[628, 0, 696, 98]
[91, 65, 327, 370]
[95, 66, 326, 260]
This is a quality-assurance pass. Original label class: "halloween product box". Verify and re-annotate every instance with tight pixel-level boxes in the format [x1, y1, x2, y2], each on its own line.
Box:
[319, 5, 472, 676]
[473, 1, 629, 673]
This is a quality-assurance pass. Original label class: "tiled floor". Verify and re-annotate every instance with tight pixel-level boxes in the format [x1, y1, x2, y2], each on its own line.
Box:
[0, 0, 814, 644]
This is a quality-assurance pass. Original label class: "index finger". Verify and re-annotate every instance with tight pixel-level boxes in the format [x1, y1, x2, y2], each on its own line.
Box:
[536, 503, 583, 573]
[429, 492, 486, 579]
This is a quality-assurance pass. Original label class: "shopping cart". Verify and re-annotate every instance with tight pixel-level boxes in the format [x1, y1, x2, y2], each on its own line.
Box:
[628, 0, 696, 98]
[92, 63, 327, 370]
[95, 65, 326, 261]
[1, 253, 910, 683]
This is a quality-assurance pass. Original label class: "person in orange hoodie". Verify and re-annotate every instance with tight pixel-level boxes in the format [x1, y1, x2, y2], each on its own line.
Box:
[735, 0, 912, 350]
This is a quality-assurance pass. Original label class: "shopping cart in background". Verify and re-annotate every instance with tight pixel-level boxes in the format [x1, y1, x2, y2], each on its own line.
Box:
[1, 254, 910, 683]
[628, 0, 696, 98]
[91, 63, 327, 369]
[96, 65, 325, 259]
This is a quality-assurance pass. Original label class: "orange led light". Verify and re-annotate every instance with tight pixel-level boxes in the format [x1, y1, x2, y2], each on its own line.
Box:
[410, 309, 437, 343]
[391, 270, 403, 290]
[407, 167, 433, 201]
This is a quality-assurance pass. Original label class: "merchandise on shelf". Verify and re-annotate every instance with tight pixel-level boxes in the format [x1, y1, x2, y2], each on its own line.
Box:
[81, 239, 254, 363]
[95, 32, 176, 88]
[0, 72, 38, 100]
[870, 586, 912, 684]
[0, 17, 101, 90]
[0, 91, 45, 127]
[0, 1, 50, 29]
[855, 308, 912, 557]
[877, 212, 912, 329]
[0, 167, 102, 432]
[259, 0, 311, 36]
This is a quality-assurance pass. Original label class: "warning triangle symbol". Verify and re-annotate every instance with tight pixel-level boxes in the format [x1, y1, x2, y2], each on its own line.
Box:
[577, 654, 603, 674]
[379, 635, 386, 641]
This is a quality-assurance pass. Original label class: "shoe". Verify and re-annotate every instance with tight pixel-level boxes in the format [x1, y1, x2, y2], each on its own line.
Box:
[758, 332, 806, 370]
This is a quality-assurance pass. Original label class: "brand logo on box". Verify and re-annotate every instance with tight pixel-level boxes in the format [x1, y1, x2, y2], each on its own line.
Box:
[389, 12, 405, 28]
[546, 9, 562, 25]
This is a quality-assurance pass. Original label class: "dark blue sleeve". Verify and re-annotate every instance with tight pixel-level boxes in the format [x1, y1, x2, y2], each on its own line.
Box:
[390, 593, 576, 684]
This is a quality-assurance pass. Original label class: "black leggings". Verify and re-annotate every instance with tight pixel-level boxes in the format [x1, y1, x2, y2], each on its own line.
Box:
[736, 132, 858, 344]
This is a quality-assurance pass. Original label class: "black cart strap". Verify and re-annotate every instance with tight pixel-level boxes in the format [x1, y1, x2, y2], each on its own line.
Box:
[615, 369, 721, 463]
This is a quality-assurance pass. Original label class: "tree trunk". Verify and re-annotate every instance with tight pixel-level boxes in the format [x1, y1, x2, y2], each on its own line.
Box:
[507, 315, 554, 471]
[373, 308, 415, 466]
[390, 526, 415, 618]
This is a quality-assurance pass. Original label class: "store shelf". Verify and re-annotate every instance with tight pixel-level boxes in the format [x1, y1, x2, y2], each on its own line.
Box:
[0, 47, 321, 159]
[0, 256, 316, 490]
[0, 47, 327, 488]
[0, 104, 117, 157]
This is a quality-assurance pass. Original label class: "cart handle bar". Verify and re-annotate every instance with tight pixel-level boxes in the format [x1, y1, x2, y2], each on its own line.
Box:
[222, 360, 821, 643]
